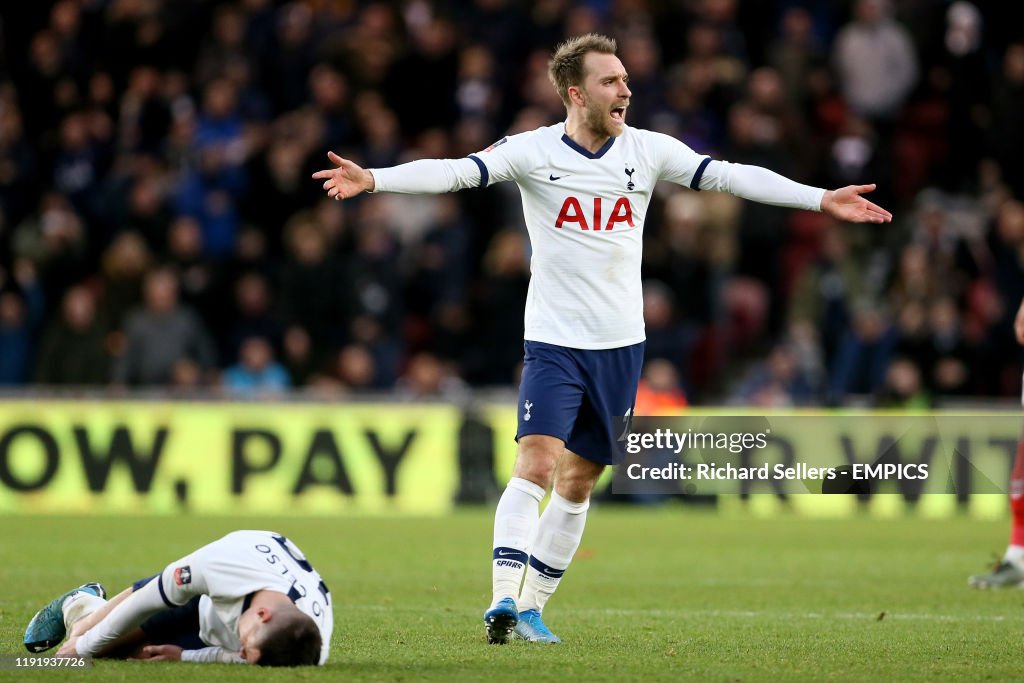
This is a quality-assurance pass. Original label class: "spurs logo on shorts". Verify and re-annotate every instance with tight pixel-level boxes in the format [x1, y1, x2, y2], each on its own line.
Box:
[523, 400, 533, 421]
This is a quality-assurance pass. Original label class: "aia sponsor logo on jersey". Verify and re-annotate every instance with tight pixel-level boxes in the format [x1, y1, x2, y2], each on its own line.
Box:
[554, 196, 634, 231]
[174, 565, 192, 586]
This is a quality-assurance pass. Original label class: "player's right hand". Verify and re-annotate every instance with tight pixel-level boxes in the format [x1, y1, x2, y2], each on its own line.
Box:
[132, 644, 183, 661]
[311, 151, 375, 201]
[1015, 298, 1024, 345]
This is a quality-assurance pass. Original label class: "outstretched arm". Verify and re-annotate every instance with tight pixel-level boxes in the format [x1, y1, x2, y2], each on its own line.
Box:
[312, 151, 483, 199]
[699, 159, 892, 224]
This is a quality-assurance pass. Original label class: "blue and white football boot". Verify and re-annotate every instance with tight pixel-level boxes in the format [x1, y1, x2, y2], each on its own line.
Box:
[514, 609, 561, 643]
[24, 582, 106, 653]
[483, 597, 518, 644]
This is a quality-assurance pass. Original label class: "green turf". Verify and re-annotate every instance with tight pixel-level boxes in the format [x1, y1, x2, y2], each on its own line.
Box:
[0, 508, 1021, 681]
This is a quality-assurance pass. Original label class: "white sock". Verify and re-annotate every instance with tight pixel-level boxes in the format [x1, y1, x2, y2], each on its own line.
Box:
[63, 592, 106, 630]
[1005, 545, 1024, 567]
[518, 491, 589, 613]
[491, 477, 545, 609]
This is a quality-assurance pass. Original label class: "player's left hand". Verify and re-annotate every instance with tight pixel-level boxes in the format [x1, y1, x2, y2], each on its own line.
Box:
[131, 644, 183, 662]
[820, 184, 892, 224]
[56, 637, 79, 657]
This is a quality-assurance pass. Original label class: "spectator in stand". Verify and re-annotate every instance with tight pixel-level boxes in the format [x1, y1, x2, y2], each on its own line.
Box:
[990, 43, 1024, 198]
[877, 357, 931, 408]
[52, 112, 106, 220]
[112, 266, 216, 386]
[0, 87, 38, 229]
[634, 359, 689, 415]
[224, 272, 283, 364]
[119, 171, 173, 253]
[176, 78, 248, 257]
[642, 281, 699, 389]
[163, 216, 220, 333]
[935, 2, 990, 193]
[278, 214, 342, 355]
[833, 0, 918, 124]
[11, 192, 89, 308]
[827, 302, 900, 403]
[729, 342, 820, 407]
[34, 285, 111, 386]
[887, 243, 941, 312]
[0, 289, 34, 385]
[330, 343, 377, 393]
[280, 325, 321, 388]
[789, 223, 865, 363]
[343, 214, 404, 386]
[470, 229, 529, 385]
[96, 231, 151, 334]
[767, 7, 827, 109]
[222, 335, 290, 397]
[396, 351, 466, 401]
[927, 296, 972, 396]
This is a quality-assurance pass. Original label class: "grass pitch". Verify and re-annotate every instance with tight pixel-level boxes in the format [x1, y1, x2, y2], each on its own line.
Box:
[0, 507, 1021, 682]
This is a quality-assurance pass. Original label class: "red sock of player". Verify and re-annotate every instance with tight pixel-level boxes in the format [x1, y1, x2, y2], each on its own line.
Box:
[1009, 439, 1024, 552]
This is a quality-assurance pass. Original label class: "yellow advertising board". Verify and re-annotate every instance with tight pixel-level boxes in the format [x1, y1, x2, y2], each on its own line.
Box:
[0, 401, 460, 514]
[0, 401, 1017, 517]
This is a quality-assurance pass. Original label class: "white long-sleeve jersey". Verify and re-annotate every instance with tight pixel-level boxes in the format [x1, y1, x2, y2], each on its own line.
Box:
[76, 530, 332, 665]
[372, 122, 825, 349]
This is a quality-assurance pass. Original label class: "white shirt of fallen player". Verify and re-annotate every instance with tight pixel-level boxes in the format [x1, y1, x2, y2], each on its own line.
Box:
[371, 122, 825, 350]
[75, 530, 333, 665]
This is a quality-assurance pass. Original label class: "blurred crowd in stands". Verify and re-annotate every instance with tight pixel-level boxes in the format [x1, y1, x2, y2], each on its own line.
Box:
[0, 0, 1023, 406]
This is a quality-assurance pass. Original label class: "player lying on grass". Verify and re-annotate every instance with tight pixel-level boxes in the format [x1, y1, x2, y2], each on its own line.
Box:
[313, 33, 892, 645]
[23, 530, 332, 666]
[970, 298, 1024, 588]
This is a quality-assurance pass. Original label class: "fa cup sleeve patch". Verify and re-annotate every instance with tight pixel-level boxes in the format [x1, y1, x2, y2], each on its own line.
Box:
[173, 566, 192, 586]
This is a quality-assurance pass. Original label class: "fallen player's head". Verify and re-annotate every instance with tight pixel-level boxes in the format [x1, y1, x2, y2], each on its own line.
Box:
[239, 602, 321, 666]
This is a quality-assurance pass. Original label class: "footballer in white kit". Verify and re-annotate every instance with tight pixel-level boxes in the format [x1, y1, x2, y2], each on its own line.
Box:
[25, 530, 332, 666]
[312, 33, 891, 646]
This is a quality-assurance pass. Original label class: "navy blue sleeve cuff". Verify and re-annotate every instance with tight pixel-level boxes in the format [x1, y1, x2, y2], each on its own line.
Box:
[156, 570, 175, 608]
[467, 154, 489, 189]
[690, 157, 713, 191]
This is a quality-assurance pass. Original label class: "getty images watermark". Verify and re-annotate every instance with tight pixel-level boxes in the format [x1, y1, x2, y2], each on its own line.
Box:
[611, 414, 1015, 496]
[623, 426, 927, 483]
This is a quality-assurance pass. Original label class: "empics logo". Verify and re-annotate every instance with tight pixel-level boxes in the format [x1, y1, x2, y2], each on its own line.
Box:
[174, 566, 192, 586]
[523, 400, 533, 422]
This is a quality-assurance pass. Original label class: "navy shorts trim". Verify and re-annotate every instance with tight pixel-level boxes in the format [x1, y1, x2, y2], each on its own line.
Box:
[516, 340, 643, 465]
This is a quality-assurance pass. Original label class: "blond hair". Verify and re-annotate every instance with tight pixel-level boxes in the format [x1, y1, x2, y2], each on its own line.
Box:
[547, 33, 618, 107]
